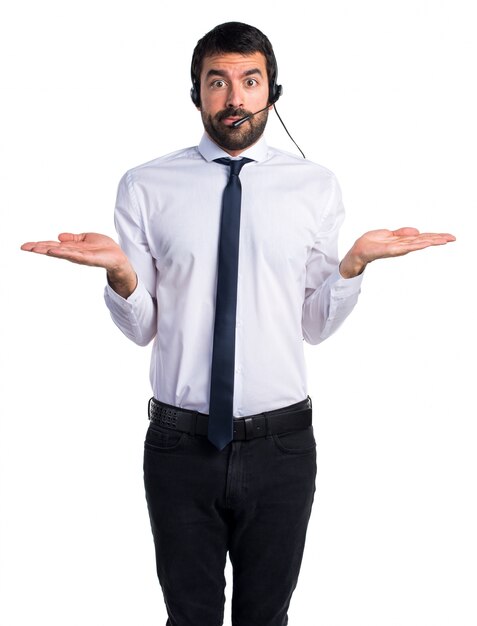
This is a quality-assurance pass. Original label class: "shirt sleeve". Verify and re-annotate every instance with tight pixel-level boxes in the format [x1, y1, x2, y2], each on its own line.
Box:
[103, 171, 158, 346]
[301, 174, 363, 345]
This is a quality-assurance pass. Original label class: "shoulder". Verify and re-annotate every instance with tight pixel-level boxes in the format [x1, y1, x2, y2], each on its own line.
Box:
[264, 145, 338, 182]
[261, 145, 341, 199]
[122, 146, 201, 181]
[115, 146, 202, 210]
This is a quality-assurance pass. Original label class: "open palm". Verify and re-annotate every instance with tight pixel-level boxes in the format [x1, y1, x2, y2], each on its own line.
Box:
[21, 232, 128, 272]
[353, 227, 456, 263]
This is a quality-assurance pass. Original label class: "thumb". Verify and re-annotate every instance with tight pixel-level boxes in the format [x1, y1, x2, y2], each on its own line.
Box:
[392, 227, 420, 237]
[58, 232, 86, 243]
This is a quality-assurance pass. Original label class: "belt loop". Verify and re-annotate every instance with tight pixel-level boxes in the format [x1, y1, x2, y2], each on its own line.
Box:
[190, 411, 198, 437]
[244, 417, 254, 440]
[148, 397, 153, 420]
[263, 411, 271, 436]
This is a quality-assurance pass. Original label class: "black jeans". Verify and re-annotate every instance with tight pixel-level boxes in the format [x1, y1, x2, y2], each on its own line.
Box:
[143, 398, 317, 626]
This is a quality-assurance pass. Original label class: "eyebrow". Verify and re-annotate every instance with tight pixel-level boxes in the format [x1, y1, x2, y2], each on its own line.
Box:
[205, 68, 264, 80]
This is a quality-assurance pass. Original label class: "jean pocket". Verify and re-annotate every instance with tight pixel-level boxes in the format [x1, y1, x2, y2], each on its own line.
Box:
[144, 423, 185, 451]
[272, 426, 316, 455]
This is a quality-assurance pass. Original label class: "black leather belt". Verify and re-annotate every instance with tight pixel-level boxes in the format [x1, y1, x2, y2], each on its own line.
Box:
[148, 396, 312, 441]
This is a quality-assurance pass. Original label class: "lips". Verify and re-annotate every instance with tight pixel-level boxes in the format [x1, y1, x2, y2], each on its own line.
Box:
[222, 116, 242, 126]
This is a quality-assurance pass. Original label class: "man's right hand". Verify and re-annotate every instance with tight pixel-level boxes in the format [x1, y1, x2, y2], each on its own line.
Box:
[21, 232, 138, 299]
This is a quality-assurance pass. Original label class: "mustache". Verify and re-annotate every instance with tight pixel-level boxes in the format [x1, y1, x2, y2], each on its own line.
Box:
[216, 107, 250, 122]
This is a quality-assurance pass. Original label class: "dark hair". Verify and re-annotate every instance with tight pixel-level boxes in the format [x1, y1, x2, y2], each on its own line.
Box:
[190, 22, 278, 104]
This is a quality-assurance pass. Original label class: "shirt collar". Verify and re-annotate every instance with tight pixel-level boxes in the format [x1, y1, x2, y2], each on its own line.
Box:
[198, 133, 268, 163]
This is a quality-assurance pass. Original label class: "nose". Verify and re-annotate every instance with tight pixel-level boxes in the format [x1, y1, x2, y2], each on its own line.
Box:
[226, 82, 244, 109]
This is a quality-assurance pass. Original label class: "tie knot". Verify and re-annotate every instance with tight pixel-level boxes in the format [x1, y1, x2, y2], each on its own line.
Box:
[214, 157, 253, 177]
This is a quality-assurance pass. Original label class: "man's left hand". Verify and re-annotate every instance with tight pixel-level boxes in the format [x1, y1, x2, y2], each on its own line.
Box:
[339, 227, 456, 279]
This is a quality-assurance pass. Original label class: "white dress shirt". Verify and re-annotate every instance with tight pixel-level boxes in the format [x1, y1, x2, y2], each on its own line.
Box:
[104, 134, 363, 416]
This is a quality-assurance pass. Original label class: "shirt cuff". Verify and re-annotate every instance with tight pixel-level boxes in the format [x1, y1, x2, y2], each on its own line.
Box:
[329, 266, 364, 296]
[104, 278, 149, 309]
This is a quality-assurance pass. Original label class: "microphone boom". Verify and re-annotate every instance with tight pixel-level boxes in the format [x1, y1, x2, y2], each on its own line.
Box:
[231, 105, 270, 128]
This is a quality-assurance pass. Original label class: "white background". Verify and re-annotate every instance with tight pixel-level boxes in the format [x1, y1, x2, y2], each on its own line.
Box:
[1, 1, 475, 624]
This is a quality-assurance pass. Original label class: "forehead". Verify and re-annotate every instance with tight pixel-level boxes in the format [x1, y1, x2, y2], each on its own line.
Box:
[200, 51, 267, 77]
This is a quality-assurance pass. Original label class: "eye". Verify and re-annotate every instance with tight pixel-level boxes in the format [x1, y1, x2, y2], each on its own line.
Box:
[245, 78, 258, 87]
[211, 79, 226, 89]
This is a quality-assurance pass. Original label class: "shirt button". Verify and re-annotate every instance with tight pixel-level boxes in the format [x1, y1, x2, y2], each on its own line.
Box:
[236, 366, 242, 373]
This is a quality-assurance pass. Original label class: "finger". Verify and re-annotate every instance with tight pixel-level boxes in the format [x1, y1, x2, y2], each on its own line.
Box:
[409, 234, 455, 245]
[414, 232, 456, 242]
[21, 241, 62, 253]
[393, 231, 456, 243]
[393, 238, 454, 254]
[45, 247, 99, 266]
[46, 246, 85, 257]
[21, 242, 39, 251]
[392, 233, 455, 246]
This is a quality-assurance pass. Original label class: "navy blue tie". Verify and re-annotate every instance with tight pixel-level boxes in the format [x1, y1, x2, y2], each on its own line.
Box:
[208, 157, 253, 450]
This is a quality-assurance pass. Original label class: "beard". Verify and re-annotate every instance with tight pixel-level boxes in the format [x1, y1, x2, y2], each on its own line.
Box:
[201, 106, 268, 152]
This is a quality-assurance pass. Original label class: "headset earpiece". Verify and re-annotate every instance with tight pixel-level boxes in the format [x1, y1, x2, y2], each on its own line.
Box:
[269, 81, 283, 105]
[190, 81, 201, 107]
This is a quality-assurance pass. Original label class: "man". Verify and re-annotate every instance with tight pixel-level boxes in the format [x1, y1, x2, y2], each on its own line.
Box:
[21, 21, 455, 626]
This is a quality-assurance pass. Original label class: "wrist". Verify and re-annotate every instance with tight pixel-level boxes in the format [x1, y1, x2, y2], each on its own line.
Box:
[107, 261, 137, 299]
[339, 252, 367, 279]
